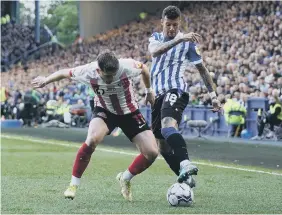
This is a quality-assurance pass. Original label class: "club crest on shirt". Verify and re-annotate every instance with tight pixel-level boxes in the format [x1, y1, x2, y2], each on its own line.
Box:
[134, 62, 143, 69]
[195, 46, 201, 55]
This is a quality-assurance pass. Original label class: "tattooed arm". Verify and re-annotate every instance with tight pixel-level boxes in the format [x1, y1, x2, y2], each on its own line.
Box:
[195, 63, 220, 111]
[148, 32, 202, 58]
[149, 37, 183, 58]
[195, 63, 216, 94]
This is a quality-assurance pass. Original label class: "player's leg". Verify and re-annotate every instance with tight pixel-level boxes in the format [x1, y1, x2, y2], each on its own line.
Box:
[151, 95, 194, 185]
[161, 116, 198, 182]
[72, 118, 109, 183]
[116, 111, 158, 201]
[64, 108, 112, 199]
[158, 127, 196, 187]
[157, 138, 180, 175]
[160, 90, 198, 183]
[123, 130, 159, 179]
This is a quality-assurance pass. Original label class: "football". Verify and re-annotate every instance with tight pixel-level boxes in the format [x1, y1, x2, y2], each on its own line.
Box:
[166, 183, 194, 207]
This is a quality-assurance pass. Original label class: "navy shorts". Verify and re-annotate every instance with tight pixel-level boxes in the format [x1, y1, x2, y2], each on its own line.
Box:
[151, 89, 189, 139]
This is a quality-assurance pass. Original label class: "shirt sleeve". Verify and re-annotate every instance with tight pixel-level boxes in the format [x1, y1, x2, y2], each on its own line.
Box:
[122, 58, 143, 78]
[186, 42, 203, 65]
[69, 63, 92, 84]
[148, 32, 161, 55]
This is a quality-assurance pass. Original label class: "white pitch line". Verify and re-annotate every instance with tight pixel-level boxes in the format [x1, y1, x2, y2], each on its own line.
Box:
[2, 134, 282, 176]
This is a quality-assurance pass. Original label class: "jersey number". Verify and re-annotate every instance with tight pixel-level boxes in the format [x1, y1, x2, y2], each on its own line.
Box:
[165, 93, 178, 106]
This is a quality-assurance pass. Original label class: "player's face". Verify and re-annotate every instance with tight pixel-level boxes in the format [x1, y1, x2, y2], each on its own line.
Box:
[97, 69, 117, 84]
[161, 16, 181, 39]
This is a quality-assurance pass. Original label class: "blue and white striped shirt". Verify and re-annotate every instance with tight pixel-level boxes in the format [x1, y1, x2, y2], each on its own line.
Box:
[148, 32, 203, 97]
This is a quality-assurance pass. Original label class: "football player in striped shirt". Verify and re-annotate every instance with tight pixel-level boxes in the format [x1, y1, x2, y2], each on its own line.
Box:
[32, 50, 158, 201]
[148, 5, 220, 186]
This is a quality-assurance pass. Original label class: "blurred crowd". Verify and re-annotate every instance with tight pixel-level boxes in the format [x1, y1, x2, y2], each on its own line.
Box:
[1, 1, 282, 126]
[1, 15, 39, 72]
[1, 13, 52, 73]
[182, 1, 282, 106]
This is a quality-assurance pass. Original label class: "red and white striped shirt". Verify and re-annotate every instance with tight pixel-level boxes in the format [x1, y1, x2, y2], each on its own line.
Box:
[70, 58, 142, 115]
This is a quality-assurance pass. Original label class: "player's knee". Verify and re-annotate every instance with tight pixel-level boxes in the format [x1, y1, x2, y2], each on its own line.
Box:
[144, 147, 158, 161]
[161, 127, 178, 140]
[161, 117, 178, 128]
[86, 133, 103, 149]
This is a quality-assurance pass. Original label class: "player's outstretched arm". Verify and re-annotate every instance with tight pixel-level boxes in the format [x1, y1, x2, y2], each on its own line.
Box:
[149, 32, 202, 58]
[32, 69, 70, 88]
[140, 63, 155, 105]
[149, 36, 183, 58]
[195, 63, 220, 111]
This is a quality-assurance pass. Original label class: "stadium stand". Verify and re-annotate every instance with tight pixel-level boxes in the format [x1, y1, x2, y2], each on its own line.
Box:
[1, 1, 281, 134]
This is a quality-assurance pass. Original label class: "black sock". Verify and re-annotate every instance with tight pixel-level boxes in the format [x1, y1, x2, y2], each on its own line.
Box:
[166, 133, 189, 162]
[160, 151, 180, 176]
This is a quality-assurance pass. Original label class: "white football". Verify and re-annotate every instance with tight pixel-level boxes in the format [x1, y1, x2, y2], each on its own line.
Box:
[167, 182, 194, 207]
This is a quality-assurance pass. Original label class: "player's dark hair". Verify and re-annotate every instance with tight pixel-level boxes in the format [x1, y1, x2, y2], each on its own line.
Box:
[162, 5, 181, 19]
[97, 50, 119, 74]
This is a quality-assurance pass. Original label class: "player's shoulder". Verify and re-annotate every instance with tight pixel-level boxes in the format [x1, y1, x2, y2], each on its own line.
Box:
[72, 61, 98, 77]
[87, 61, 98, 69]
[119, 58, 136, 67]
[188, 42, 201, 55]
[150, 32, 163, 41]
[74, 61, 97, 70]
[119, 58, 142, 70]
[84, 61, 99, 73]
[188, 42, 200, 48]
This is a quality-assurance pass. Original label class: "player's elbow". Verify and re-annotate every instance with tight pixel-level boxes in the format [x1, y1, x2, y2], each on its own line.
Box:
[61, 69, 71, 78]
[148, 46, 158, 58]
[151, 52, 158, 58]
[149, 48, 160, 58]
[151, 51, 162, 58]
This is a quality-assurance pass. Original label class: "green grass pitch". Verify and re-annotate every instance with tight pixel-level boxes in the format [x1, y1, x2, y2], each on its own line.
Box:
[1, 135, 282, 214]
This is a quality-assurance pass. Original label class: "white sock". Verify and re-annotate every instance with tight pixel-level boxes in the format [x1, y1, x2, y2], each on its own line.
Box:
[71, 175, 81, 186]
[180, 159, 191, 169]
[122, 169, 134, 181]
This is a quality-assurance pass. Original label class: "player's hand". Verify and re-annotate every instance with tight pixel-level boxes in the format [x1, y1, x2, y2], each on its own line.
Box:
[145, 92, 155, 106]
[182, 32, 202, 43]
[31, 76, 47, 88]
[211, 98, 221, 112]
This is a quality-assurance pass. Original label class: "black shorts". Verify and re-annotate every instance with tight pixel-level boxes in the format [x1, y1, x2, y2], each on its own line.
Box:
[89, 99, 95, 113]
[151, 89, 189, 139]
[93, 106, 150, 141]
